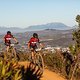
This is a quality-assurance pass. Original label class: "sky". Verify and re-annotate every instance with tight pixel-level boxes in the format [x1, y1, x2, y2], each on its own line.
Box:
[0, 0, 80, 28]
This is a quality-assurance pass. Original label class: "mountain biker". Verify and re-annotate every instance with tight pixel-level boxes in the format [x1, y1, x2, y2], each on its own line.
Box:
[28, 33, 43, 61]
[4, 31, 19, 52]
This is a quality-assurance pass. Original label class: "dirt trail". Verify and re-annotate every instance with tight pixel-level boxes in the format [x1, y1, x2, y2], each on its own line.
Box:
[18, 61, 66, 80]
[41, 69, 66, 80]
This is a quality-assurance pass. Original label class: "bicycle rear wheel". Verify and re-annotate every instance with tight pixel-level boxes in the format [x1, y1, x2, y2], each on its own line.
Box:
[35, 52, 44, 74]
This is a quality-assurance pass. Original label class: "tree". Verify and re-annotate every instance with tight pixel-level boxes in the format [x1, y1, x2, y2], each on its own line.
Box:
[76, 15, 80, 28]
[70, 15, 80, 80]
[72, 15, 80, 55]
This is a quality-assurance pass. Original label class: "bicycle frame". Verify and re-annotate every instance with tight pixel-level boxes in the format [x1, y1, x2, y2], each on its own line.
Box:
[6, 43, 17, 60]
[29, 48, 44, 74]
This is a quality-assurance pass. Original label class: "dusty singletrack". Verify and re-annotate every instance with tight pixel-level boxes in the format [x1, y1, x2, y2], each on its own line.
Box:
[18, 61, 66, 80]
[41, 69, 66, 80]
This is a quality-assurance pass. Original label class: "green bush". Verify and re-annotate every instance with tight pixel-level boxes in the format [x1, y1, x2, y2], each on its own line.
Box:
[0, 58, 22, 80]
[0, 53, 42, 80]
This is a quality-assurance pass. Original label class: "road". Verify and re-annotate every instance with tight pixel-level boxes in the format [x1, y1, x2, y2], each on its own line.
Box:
[18, 61, 66, 80]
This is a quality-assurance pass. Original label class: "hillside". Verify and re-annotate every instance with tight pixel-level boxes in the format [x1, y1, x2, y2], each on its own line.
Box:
[0, 28, 74, 48]
[14, 29, 74, 47]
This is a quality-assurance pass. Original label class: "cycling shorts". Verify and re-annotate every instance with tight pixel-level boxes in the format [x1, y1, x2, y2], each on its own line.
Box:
[5, 42, 11, 46]
[30, 45, 37, 51]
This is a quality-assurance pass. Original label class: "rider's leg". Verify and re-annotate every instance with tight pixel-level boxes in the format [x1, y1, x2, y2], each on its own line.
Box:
[31, 46, 37, 63]
[4, 46, 9, 59]
[31, 50, 36, 64]
[5, 43, 10, 52]
[6, 46, 9, 52]
[31, 51, 35, 60]
[12, 47, 17, 58]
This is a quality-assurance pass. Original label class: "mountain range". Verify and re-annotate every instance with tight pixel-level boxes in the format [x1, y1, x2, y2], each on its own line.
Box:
[0, 22, 76, 34]
[26, 22, 73, 31]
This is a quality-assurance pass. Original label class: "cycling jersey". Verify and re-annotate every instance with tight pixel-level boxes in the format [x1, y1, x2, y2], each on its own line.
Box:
[4, 34, 14, 46]
[29, 37, 40, 47]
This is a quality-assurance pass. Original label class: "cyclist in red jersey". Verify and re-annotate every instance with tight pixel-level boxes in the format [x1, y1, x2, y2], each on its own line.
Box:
[4, 31, 18, 52]
[28, 33, 43, 60]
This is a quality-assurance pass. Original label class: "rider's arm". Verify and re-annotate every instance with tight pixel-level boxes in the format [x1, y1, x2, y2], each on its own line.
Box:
[3, 36, 6, 44]
[28, 42, 30, 49]
[40, 43, 44, 49]
[13, 37, 18, 43]
[12, 35, 19, 44]
[38, 39, 44, 49]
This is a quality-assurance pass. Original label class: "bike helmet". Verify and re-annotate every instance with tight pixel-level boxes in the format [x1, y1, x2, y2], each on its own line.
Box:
[7, 31, 11, 34]
[33, 33, 38, 38]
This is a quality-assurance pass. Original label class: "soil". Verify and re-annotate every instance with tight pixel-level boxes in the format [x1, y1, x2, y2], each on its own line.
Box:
[18, 61, 66, 80]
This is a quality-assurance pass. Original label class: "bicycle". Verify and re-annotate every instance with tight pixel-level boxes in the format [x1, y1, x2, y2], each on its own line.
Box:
[4, 43, 19, 60]
[28, 48, 44, 74]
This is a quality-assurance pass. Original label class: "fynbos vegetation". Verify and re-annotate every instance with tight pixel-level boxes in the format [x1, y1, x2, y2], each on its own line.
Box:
[0, 58, 22, 80]
[0, 54, 42, 80]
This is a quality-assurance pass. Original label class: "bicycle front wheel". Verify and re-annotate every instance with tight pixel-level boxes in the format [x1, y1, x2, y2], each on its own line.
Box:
[12, 47, 17, 60]
[35, 53, 44, 74]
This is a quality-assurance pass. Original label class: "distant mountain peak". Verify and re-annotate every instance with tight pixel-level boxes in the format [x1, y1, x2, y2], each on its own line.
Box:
[26, 22, 72, 31]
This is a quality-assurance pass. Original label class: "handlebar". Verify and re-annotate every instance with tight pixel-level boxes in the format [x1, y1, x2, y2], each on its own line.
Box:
[10, 42, 19, 47]
[35, 48, 45, 51]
